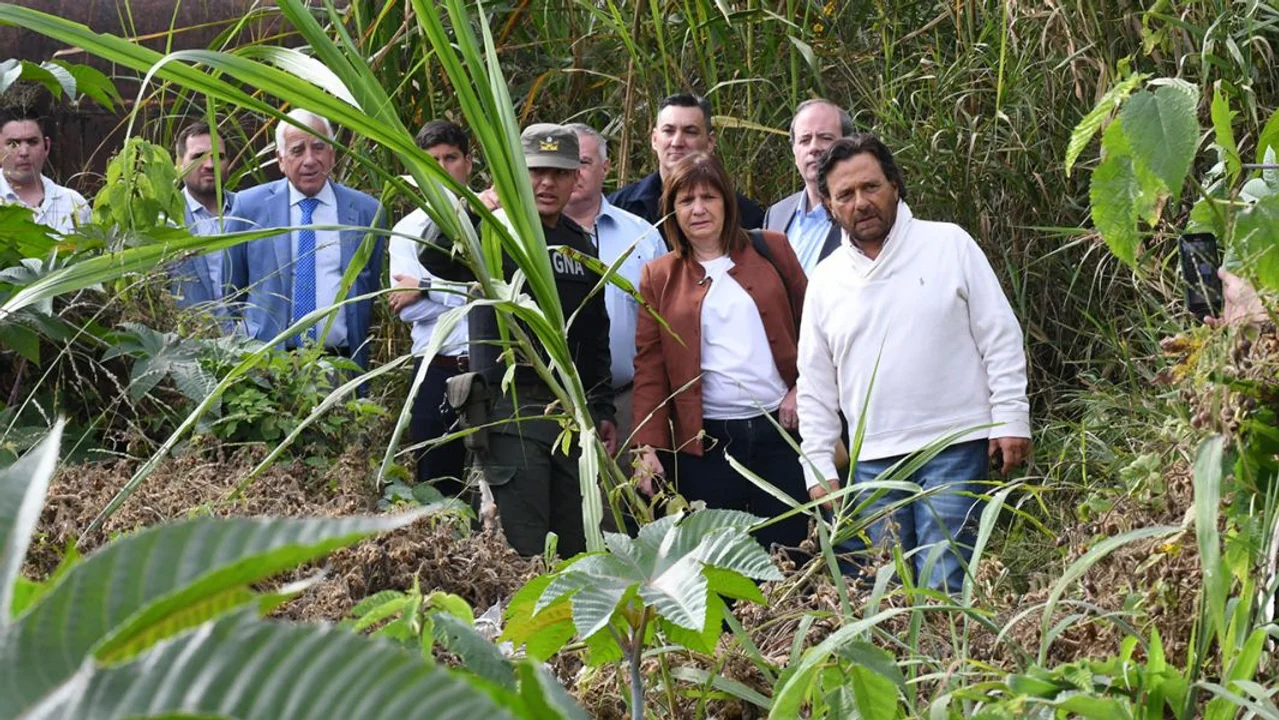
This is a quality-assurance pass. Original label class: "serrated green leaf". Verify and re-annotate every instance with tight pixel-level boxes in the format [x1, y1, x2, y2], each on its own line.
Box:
[582, 621, 625, 666]
[638, 553, 708, 631]
[0, 512, 425, 714]
[1121, 83, 1200, 198]
[1234, 192, 1279, 292]
[1065, 71, 1149, 177]
[660, 594, 724, 655]
[848, 664, 902, 720]
[21, 610, 525, 720]
[703, 566, 766, 604]
[1090, 122, 1143, 267]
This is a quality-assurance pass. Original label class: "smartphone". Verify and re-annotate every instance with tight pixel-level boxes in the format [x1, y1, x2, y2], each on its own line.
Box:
[1178, 233, 1223, 320]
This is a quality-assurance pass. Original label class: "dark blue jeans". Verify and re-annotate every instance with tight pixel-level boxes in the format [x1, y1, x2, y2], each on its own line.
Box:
[836, 439, 989, 593]
[665, 413, 810, 551]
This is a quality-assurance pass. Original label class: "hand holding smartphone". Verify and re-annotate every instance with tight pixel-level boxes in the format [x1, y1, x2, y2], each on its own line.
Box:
[1178, 233, 1224, 320]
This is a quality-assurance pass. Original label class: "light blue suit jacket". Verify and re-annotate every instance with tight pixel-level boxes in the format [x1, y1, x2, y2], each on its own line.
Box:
[172, 190, 245, 312]
[225, 179, 385, 369]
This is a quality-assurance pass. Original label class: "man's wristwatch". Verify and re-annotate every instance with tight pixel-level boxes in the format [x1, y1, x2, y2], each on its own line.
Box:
[418, 277, 431, 297]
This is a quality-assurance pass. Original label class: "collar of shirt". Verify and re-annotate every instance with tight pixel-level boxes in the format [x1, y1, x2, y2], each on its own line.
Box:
[0, 173, 55, 208]
[843, 200, 913, 272]
[288, 180, 336, 209]
[183, 185, 234, 219]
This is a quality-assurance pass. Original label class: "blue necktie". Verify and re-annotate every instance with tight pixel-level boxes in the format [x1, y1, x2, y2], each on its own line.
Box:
[292, 197, 320, 346]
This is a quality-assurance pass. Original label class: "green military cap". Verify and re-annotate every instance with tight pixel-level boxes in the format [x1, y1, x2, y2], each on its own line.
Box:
[521, 123, 580, 170]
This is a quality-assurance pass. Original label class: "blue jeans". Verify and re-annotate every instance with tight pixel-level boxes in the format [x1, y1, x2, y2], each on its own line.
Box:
[834, 439, 989, 593]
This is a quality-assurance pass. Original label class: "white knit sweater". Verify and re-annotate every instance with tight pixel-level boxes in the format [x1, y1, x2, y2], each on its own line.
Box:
[796, 202, 1031, 487]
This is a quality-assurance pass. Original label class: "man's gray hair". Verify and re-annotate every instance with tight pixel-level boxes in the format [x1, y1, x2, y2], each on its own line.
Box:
[564, 122, 607, 162]
[275, 109, 336, 153]
[788, 99, 854, 144]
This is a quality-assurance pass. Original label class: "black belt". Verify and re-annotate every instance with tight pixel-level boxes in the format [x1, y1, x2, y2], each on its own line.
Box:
[430, 354, 469, 372]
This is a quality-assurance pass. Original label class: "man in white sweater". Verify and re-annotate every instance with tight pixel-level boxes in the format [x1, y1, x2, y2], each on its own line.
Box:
[796, 134, 1031, 592]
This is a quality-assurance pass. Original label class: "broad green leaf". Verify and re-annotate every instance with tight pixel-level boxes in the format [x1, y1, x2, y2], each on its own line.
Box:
[0, 323, 40, 364]
[0, 512, 425, 714]
[660, 593, 724, 654]
[503, 577, 576, 661]
[769, 608, 909, 718]
[638, 553, 709, 631]
[703, 566, 766, 604]
[1065, 71, 1149, 177]
[1234, 192, 1279, 292]
[1120, 82, 1200, 198]
[432, 612, 515, 691]
[516, 660, 593, 720]
[0, 205, 58, 259]
[833, 642, 906, 690]
[21, 610, 525, 720]
[848, 664, 902, 720]
[0, 420, 63, 624]
[1256, 108, 1279, 164]
[1090, 122, 1143, 267]
[49, 59, 120, 110]
[688, 527, 784, 582]
[1210, 86, 1241, 184]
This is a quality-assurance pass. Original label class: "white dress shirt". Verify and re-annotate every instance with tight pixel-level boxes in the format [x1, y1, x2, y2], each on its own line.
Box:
[0, 173, 90, 234]
[289, 181, 347, 348]
[589, 197, 665, 387]
[698, 255, 789, 420]
[389, 200, 470, 357]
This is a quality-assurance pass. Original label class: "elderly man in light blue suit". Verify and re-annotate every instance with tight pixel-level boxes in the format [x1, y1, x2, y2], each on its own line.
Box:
[171, 121, 245, 317]
[226, 109, 385, 369]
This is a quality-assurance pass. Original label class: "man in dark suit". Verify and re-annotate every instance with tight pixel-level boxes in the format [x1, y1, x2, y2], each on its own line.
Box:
[226, 109, 385, 369]
[762, 99, 854, 274]
[170, 121, 244, 318]
[608, 92, 764, 235]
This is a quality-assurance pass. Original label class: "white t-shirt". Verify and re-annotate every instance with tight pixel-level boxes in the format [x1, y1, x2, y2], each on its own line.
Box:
[698, 255, 789, 420]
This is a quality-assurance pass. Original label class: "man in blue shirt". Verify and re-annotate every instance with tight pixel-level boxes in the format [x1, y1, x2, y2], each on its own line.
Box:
[563, 123, 666, 450]
[608, 93, 764, 235]
[762, 99, 855, 274]
[170, 121, 244, 321]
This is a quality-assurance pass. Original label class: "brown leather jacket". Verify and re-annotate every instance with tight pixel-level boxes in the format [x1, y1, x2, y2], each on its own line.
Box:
[631, 229, 808, 454]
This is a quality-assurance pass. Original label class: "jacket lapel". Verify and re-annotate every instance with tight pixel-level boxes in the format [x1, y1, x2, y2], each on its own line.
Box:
[270, 181, 292, 291]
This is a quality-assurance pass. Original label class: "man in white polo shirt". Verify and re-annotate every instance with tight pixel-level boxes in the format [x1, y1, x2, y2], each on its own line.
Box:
[796, 133, 1031, 593]
[388, 119, 474, 497]
[0, 109, 90, 233]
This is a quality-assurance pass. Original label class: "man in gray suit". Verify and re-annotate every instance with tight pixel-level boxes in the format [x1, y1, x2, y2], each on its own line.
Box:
[762, 99, 854, 274]
[170, 121, 244, 317]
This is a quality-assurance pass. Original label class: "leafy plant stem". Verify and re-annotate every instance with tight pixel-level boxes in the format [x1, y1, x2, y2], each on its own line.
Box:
[629, 606, 651, 720]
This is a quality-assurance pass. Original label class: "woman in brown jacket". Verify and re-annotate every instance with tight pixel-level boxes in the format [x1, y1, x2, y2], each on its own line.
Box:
[630, 153, 811, 550]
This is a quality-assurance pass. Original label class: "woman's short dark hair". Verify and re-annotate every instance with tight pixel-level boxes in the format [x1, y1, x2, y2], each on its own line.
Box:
[816, 133, 907, 202]
[660, 152, 747, 258]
